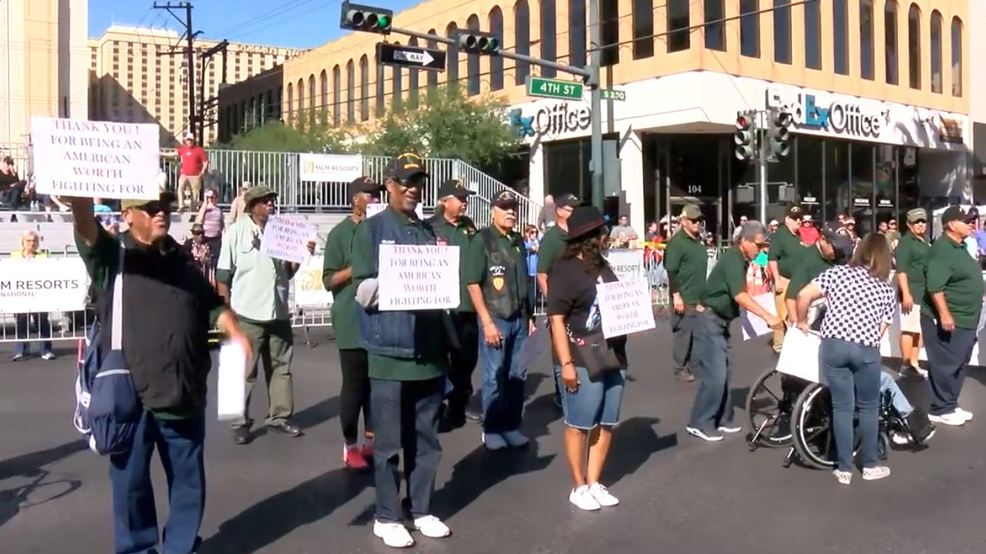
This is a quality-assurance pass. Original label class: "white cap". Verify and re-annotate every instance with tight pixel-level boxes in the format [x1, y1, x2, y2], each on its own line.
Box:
[803, 214, 813, 221]
[769, 219, 779, 226]
[184, 132, 195, 140]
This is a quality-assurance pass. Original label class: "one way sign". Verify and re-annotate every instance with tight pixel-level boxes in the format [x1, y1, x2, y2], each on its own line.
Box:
[377, 43, 446, 71]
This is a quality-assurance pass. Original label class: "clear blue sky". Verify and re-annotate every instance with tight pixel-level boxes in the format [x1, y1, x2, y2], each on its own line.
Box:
[89, 0, 421, 49]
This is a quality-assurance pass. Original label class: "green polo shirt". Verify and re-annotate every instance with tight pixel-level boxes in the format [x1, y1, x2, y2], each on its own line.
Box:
[703, 246, 749, 321]
[785, 246, 834, 300]
[465, 226, 531, 318]
[922, 234, 985, 330]
[768, 225, 805, 279]
[322, 216, 361, 350]
[536, 224, 567, 275]
[428, 213, 476, 312]
[894, 231, 930, 302]
[216, 216, 294, 322]
[663, 229, 708, 304]
[352, 207, 447, 381]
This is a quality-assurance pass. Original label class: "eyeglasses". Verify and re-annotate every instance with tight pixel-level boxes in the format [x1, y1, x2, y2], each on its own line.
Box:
[136, 202, 171, 215]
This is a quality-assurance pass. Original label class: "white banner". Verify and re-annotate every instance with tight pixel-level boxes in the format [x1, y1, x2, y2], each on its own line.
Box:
[31, 117, 160, 200]
[293, 255, 334, 308]
[597, 278, 656, 339]
[604, 249, 645, 281]
[0, 258, 89, 313]
[777, 328, 823, 383]
[367, 202, 424, 220]
[260, 216, 315, 264]
[378, 244, 459, 311]
[299, 153, 363, 182]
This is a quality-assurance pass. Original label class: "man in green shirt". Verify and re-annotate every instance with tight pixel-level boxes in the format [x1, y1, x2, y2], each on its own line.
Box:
[323, 176, 383, 470]
[427, 179, 479, 428]
[767, 205, 806, 353]
[663, 204, 707, 382]
[688, 221, 781, 442]
[784, 221, 854, 323]
[921, 205, 984, 425]
[895, 208, 930, 378]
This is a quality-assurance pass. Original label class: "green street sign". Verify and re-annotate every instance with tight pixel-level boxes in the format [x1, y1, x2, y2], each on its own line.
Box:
[601, 89, 626, 102]
[526, 76, 584, 100]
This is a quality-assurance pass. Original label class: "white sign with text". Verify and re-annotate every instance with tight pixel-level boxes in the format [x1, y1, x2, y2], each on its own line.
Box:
[0, 257, 90, 313]
[596, 279, 656, 339]
[377, 245, 459, 311]
[298, 153, 363, 182]
[604, 249, 645, 282]
[260, 216, 315, 264]
[31, 117, 160, 200]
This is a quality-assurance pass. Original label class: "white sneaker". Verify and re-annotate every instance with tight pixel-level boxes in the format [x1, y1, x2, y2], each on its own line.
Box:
[955, 407, 974, 422]
[686, 427, 724, 442]
[502, 430, 530, 447]
[717, 425, 743, 434]
[373, 521, 414, 548]
[41, 352, 56, 361]
[928, 412, 966, 426]
[413, 515, 451, 539]
[569, 485, 601, 511]
[891, 432, 911, 445]
[588, 482, 620, 507]
[482, 432, 508, 450]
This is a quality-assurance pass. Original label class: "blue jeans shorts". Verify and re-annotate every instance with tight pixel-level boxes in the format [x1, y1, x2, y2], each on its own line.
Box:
[555, 365, 627, 430]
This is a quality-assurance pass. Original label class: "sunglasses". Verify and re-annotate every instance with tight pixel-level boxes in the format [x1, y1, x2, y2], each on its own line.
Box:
[755, 241, 770, 249]
[912, 219, 927, 224]
[135, 202, 171, 215]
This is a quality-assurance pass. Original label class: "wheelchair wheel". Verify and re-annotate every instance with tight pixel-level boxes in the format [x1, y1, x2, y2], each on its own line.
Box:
[792, 383, 890, 470]
[745, 369, 802, 448]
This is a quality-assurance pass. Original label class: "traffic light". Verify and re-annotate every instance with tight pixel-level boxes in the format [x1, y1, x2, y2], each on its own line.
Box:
[768, 109, 793, 158]
[735, 111, 757, 161]
[339, 1, 393, 35]
[455, 30, 501, 54]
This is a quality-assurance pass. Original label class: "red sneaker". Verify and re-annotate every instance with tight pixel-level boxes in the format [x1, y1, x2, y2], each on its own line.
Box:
[343, 445, 369, 470]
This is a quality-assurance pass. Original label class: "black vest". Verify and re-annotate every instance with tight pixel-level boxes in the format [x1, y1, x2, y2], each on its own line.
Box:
[479, 227, 523, 320]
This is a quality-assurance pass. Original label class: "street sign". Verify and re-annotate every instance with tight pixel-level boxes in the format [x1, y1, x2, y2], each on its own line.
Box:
[377, 43, 446, 71]
[526, 76, 584, 100]
[601, 89, 626, 102]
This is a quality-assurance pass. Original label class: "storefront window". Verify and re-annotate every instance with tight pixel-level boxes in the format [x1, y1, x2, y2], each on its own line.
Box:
[797, 137, 824, 218]
[850, 142, 875, 235]
[825, 141, 850, 222]
[875, 145, 897, 225]
[898, 147, 920, 210]
[543, 139, 591, 200]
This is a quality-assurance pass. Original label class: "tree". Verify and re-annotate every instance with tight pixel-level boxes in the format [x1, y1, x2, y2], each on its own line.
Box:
[226, 111, 355, 153]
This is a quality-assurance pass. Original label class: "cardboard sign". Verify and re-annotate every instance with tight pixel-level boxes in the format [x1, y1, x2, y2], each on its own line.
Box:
[293, 255, 334, 308]
[260, 216, 315, 264]
[596, 279, 656, 339]
[0, 257, 89, 313]
[31, 117, 160, 200]
[377, 244, 459, 311]
[604, 249, 645, 282]
[367, 203, 424, 220]
[298, 153, 363, 182]
[740, 292, 777, 340]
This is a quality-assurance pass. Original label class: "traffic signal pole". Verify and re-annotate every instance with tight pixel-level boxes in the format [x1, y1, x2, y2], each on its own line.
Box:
[758, 112, 769, 224]
[588, 0, 604, 209]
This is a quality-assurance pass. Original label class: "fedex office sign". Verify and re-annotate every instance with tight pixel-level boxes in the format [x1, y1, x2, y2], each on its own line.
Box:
[768, 88, 890, 140]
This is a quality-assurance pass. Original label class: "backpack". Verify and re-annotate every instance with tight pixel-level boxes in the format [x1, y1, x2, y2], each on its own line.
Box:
[72, 242, 142, 455]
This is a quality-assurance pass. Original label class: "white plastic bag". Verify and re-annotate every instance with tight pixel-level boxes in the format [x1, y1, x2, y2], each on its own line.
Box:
[217, 341, 248, 421]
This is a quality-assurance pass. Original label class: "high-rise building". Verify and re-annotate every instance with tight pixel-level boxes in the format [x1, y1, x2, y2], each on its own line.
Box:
[88, 25, 302, 146]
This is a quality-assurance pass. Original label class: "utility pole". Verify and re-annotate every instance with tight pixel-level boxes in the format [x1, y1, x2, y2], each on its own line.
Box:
[154, 2, 197, 141]
[588, 0, 603, 209]
[200, 40, 229, 144]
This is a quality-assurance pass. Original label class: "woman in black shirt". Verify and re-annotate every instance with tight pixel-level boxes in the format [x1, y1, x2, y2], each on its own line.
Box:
[547, 206, 628, 512]
[0, 156, 27, 209]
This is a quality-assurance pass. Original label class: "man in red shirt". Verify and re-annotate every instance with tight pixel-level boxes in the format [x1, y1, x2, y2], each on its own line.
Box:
[177, 133, 208, 212]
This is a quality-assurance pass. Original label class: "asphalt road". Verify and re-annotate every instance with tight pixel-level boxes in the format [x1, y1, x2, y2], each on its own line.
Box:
[3, 321, 986, 554]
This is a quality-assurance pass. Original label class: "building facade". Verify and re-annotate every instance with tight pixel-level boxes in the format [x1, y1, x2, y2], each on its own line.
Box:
[216, 65, 285, 144]
[88, 26, 301, 146]
[0, 0, 89, 145]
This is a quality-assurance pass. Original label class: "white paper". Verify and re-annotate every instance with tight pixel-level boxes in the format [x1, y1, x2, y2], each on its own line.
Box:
[31, 117, 160, 199]
[377, 244, 460, 311]
[604, 249, 645, 282]
[260, 216, 315, 264]
[298, 153, 363, 182]
[0, 257, 90, 313]
[776, 328, 823, 384]
[596, 279, 656, 339]
[740, 292, 777, 340]
[217, 341, 248, 421]
[293, 255, 334, 308]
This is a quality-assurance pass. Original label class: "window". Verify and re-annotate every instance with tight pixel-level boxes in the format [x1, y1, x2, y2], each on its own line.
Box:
[930, 11, 942, 93]
[540, 1, 557, 77]
[952, 17, 963, 96]
[446, 24, 459, 86]
[907, 4, 921, 89]
[569, 0, 587, 67]
[515, 2, 530, 85]
[600, 0, 619, 66]
[297, 79, 305, 120]
[704, 0, 725, 51]
[376, 59, 384, 116]
[286, 82, 293, 123]
[319, 70, 328, 113]
[773, 0, 791, 63]
[359, 55, 369, 121]
[633, 0, 654, 59]
[885, 1, 898, 84]
[860, 0, 874, 79]
[804, 0, 821, 68]
[490, 8, 505, 90]
[391, 44, 403, 108]
[333, 65, 342, 126]
[407, 39, 419, 107]
[739, 0, 759, 57]
[427, 31, 439, 90]
[467, 15, 481, 94]
[833, 0, 848, 74]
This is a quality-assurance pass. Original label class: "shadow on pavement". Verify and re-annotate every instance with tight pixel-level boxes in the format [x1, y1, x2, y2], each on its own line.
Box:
[602, 417, 676, 487]
[0, 440, 87, 480]
[291, 395, 341, 431]
[0, 440, 86, 530]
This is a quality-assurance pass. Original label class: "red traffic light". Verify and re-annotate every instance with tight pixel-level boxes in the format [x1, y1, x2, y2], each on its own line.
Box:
[736, 114, 754, 130]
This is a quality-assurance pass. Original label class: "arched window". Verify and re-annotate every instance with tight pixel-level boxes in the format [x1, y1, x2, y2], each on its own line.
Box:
[408, 37, 420, 107]
[426, 30, 439, 91]
[633, 0, 654, 59]
[308, 75, 316, 120]
[540, 0, 557, 76]
[907, 3, 921, 89]
[392, 42, 403, 108]
[930, 11, 942, 93]
[951, 17, 963, 96]
[514, 1, 530, 85]
[375, 58, 385, 116]
[286, 82, 293, 123]
[860, 0, 874, 79]
[773, 0, 791, 63]
[319, 70, 328, 115]
[346, 60, 355, 124]
[446, 24, 459, 86]
[803, 0, 820, 68]
[296, 79, 304, 122]
[332, 64, 341, 126]
[884, 1, 898, 84]
[568, 0, 586, 67]
[359, 55, 369, 121]
[705, 0, 725, 51]
[489, 8, 505, 90]
[739, 0, 759, 57]
[833, 0, 848, 74]
[467, 15, 481, 94]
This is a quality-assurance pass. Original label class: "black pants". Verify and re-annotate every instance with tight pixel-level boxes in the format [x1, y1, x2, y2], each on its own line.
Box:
[671, 311, 696, 372]
[447, 312, 479, 411]
[339, 348, 372, 444]
[921, 315, 977, 416]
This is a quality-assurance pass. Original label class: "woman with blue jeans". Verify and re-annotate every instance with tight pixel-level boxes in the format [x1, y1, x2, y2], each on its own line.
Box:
[547, 206, 628, 511]
[795, 234, 898, 484]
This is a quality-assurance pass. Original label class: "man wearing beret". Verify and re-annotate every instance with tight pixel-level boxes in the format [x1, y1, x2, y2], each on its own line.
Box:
[895, 208, 930, 378]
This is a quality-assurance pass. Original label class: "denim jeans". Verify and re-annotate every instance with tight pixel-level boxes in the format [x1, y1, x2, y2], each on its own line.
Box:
[14, 312, 52, 356]
[109, 411, 206, 554]
[477, 316, 529, 433]
[879, 372, 913, 417]
[687, 311, 733, 432]
[370, 377, 444, 522]
[921, 315, 978, 416]
[670, 311, 696, 372]
[820, 338, 882, 472]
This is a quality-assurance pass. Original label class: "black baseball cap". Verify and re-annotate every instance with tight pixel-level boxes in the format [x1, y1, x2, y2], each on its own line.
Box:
[566, 205, 606, 240]
[492, 190, 518, 210]
[348, 176, 383, 198]
[556, 193, 581, 209]
[941, 205, 976, 225]
[437, 179, 475, 200]
[819, 221, 854, 261]
[786, 205, 804, 219]
[386, 153, 429, 182]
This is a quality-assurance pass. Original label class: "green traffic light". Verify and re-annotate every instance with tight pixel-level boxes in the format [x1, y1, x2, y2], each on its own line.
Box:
[487, 38, 500, 51]
[376, 15, 391, 29]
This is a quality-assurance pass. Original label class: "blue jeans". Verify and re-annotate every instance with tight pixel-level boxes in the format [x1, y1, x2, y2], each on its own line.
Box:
[109, 411, 206, 554]
[820, 338, 882, 472]
[15, 312, 52, 356]
[921, 315, 977, 415]
[880, 372, 914, 417]
[477, 316, 529, 434]
[688, 311, 733, 432]
[557, 367, 627, 429]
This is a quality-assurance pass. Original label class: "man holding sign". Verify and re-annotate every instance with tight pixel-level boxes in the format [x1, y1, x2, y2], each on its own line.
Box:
[216, 185, 314, 444]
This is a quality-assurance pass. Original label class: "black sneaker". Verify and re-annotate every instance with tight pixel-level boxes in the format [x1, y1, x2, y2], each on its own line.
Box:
[233, 427, 251, 445]
[899, 365, 926, 380]
[266, 421, 304, 437]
